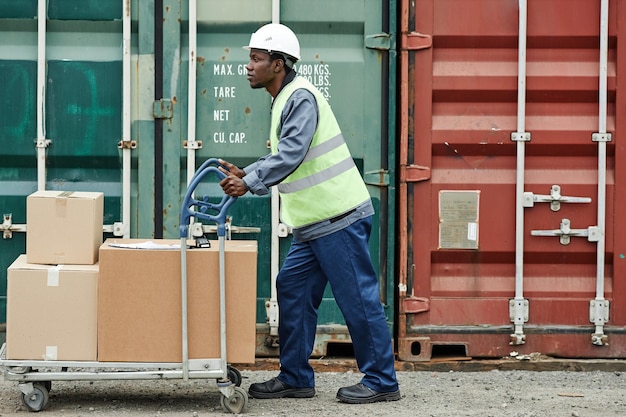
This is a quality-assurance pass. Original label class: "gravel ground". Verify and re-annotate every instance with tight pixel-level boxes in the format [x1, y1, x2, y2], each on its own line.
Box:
[1, 364, 625, 416]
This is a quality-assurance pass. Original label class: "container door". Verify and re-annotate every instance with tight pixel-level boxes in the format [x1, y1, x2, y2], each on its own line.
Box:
[398, 0, 626, 361]
[0, 1, 123, 324]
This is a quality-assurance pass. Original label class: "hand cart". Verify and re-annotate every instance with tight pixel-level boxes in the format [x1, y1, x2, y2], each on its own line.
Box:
[0, 158, 247, 413]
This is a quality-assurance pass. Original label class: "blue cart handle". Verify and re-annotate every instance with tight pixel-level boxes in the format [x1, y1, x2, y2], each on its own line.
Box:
[179, 158, 237, 238]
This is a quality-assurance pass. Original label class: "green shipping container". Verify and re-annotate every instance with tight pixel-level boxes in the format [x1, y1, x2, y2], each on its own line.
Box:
[0, 0, 396, 358]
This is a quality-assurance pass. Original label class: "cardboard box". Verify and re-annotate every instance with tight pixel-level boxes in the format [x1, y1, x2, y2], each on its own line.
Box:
[27, 190, 104, 265]
[98, 239, 258, 364]
[6, 255, 98, 360]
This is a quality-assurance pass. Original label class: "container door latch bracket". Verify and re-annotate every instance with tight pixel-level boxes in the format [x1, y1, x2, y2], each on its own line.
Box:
[524, 185, 592, 212]
[530, 218, 600, 245]
[2, 213, 27, 239]
[590, 299, 610, 346]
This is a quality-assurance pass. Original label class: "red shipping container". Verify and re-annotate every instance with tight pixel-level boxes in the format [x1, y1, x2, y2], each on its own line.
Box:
[397, 0, 626, 360]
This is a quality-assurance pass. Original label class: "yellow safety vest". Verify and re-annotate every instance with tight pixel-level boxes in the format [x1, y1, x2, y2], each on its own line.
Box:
[270, 76, 371, 228]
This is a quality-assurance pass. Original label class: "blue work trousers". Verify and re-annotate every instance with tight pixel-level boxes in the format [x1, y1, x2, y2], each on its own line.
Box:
[276, 217, 398, 392]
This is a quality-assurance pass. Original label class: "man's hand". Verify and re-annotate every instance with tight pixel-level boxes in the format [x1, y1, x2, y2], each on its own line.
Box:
[218, 159, 245, 178]
[218, 159, 248, 197]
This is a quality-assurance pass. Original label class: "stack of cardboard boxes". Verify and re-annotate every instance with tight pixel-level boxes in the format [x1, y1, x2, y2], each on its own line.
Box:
[6, 191, 258, 364]
[7, 191, 103, 360]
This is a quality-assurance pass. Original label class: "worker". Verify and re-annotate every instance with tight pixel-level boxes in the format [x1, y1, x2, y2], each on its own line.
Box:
[218, 23, 400, 404]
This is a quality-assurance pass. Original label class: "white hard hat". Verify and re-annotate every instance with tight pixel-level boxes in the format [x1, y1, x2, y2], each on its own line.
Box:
[244, 23, 301, 62]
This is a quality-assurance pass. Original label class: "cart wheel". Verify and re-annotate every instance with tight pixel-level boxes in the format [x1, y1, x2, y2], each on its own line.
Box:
[26, 370, 51, 392]
[220, 386, 248, 414]
[227, 365, 242, 387]
[21, 383, 49, 412]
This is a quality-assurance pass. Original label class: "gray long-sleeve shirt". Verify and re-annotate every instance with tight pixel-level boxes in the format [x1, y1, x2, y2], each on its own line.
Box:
[241, 72, 374, 241]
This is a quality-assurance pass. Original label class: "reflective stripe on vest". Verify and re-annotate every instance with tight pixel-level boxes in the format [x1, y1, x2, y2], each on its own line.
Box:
[270, 76, 371, 228]
[277, 156, 354, 194]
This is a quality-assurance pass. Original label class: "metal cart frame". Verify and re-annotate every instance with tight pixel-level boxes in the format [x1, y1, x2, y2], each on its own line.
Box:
[0, 158, 247, 413]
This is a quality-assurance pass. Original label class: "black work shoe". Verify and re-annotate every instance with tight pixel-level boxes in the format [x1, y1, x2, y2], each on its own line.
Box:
[336, 383, 401, 404]
[248, 377, 315, 399]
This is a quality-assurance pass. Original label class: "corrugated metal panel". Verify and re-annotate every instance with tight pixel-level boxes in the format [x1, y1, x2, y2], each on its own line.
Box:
[398, 0, 626, 360]
[0, 0, 37, 18]
[0, 57, 37, 324]
[48, 1, 121, 21]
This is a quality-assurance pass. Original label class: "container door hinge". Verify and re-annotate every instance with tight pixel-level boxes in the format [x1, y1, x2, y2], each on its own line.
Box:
[523, 185, 592, 211]
[364, 169, 389, 187]
[403, 164, 431, 183]
[153, 98, 174, 119]
[589, 299, 610, 346]
[365, 33, 392, 51]
[401, 32, 432, 51]
[530, 218, 600, 245]
[402, 296, 430, 314]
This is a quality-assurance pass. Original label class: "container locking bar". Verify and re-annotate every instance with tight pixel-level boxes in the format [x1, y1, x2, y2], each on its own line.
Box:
[530, 218, 600, 245]
[190, 221, 261, 237]
[509, 0, 530, 347]
[523, 185, 592, 212]
[591, 0, 611, 347]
